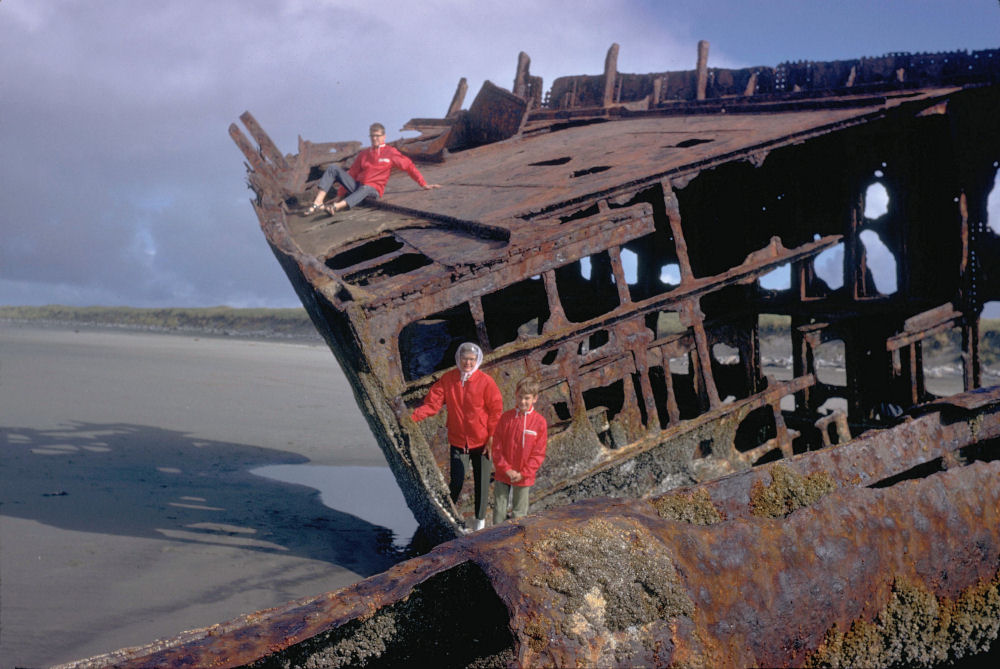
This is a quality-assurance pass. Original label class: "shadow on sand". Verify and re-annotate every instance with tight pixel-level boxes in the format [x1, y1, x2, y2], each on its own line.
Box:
[0, 421, 419, 577]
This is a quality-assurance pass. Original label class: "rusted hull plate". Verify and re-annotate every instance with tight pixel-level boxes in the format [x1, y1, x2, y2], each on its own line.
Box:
[680, 387, 1000, 521]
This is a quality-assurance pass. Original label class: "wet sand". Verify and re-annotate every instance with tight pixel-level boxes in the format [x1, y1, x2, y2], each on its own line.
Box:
[0, 323, 415, 668]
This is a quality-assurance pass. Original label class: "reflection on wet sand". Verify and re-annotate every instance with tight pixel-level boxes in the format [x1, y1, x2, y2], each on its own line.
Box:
[251, 464, 418, 546]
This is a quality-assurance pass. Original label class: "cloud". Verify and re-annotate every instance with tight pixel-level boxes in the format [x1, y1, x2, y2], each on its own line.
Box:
[2, 0, 998, 307]
[0, 0, 700, 307]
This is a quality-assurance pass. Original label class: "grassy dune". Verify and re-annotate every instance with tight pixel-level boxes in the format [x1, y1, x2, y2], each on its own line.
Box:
[0, 305, 319, 340]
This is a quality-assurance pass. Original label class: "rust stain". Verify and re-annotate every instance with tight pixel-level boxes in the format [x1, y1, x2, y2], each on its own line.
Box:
[62, 42, 1000, 666]
[228, 43, 1000, 540]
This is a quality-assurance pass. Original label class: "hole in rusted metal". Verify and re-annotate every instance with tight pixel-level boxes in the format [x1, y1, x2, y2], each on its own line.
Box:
[668, 354, 689, 374]
[669, 356, 702, 420]
[818, 398, 848, 416]
[734, 406, 777, 453]
[712, 343, 739, 365]
[988, 171, 1000, 234]
[959, 437, 1000, 464]
[529, 156, 572, 166]
[869, 457, 945, 488]
[865, 180, 890, 219]
[752, 448, 783, 466]
[555, 251, 620, 322]
[583, 380, 626, 447]
[623, 230, 682, 301]
[579, 330, 610, 355]
[559, 202, 600, 224]
[551, 401, 571, 421]
[815, 339, 846, 386]
[481, 276, 550, 349]
[647, 365, 678, 429]
[656, 311, 685, 338]
[859, 229, 897, 295]
[621, 248, 638, 284]
[541, 349, 559, 365]
[760, 262, 791, 291]
[922, 325, 963, 398]
[399, 304, 477, 381]
[660, 263, 681, 286]
[632, 372, 650, 428]
[571, 165, 612, 178]
[674, 138, 714, 148]
[326, 236, 404, 270]
[713, 340, 754, 402]
[695, 439, 713, 458]
[814, 242, 844, 291]
[343, 253, 432, 286]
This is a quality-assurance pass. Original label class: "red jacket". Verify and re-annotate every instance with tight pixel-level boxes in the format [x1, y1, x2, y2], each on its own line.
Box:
[338, 144, 427, 198]
[411, 369, 503, 449]
[492, 408, 548, 487]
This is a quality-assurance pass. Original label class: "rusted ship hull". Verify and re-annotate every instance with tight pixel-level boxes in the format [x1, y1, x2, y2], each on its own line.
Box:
[60, 41, 1000, 668]
[59, 390, 1000, 667]
[228, 44, 1000, 542]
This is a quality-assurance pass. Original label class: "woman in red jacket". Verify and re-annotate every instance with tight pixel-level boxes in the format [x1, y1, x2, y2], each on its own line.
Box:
[492, 376, 548, 525]
[411, 342, 502, 531]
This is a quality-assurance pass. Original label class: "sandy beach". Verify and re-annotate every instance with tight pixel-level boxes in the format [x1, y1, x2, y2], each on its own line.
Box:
[0, 323, 416, 668]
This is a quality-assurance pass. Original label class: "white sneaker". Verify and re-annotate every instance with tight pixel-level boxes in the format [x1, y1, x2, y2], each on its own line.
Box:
[473, 518, 486, 531]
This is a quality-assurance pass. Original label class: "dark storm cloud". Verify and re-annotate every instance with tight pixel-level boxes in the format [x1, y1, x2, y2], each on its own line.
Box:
[2, 0, 997, 307]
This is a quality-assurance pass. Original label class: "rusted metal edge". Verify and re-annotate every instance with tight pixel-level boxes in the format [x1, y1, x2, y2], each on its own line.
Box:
[512, 89, 962, 221]
[666, 386, 1000, 521]
[532, 374, 815, 503]
[387, 235, 841, 399]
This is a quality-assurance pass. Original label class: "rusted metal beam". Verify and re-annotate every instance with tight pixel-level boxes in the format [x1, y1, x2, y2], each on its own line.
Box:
[603, 43, 619, 107]
[696, 40, 709, 100]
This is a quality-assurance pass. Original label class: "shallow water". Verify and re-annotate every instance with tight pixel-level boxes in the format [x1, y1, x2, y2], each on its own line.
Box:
[251, 464, 419, 546]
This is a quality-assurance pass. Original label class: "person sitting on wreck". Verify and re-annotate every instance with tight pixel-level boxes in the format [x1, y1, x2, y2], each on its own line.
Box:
[492, 375, 547, 526]
[304, 122, 440, 215]
[410, 342, 503, 532]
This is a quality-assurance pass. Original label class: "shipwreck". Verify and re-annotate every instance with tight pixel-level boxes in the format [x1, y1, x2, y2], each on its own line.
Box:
[230, 42, 1000, 542]
[65, 42, 1000, 667]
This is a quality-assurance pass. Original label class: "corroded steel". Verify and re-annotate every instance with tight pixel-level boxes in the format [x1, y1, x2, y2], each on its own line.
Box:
[59, 41, 1000, 665]
[224, 43, 1000, 543]
[59, 408, 1000, 667]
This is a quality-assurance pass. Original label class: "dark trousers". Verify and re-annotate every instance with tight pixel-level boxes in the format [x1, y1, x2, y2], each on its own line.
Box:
[317, 164, 378, 208]
[450, 446, 492, 521]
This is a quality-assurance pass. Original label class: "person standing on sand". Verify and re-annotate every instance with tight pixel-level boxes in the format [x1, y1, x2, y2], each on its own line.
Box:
[410, 342, 502, 531]
[304, 122, 440, 215]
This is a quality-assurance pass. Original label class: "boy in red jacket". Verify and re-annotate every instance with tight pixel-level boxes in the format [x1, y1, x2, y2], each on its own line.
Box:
[305, 122, 440, 214]
[411, 342, 502, 531]
[492, 376, 548, 525]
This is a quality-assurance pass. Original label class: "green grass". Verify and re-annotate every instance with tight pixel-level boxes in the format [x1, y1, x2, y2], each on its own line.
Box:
[0, 305, 318, 339]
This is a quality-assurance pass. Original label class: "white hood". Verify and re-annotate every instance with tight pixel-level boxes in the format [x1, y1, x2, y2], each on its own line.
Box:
[455, 342, 483, 384]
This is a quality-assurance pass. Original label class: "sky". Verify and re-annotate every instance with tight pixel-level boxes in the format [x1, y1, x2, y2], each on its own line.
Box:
[2, 0, 999, 309]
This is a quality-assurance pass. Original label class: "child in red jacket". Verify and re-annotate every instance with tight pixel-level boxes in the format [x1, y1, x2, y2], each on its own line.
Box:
[411, 342, 502, 531]
[492, 376, 548, 525]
